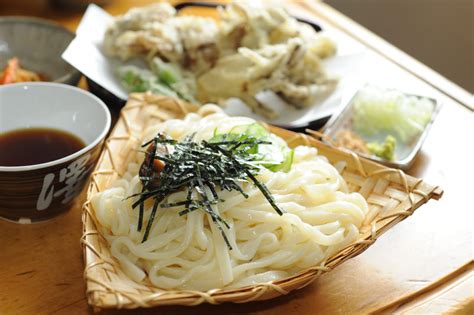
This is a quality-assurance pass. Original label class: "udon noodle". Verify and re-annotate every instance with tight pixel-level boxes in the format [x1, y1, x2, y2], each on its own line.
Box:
[91, 105, 368, 290]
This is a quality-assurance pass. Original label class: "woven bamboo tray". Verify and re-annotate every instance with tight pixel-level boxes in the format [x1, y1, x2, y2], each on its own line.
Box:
[82, 93, 443, 309]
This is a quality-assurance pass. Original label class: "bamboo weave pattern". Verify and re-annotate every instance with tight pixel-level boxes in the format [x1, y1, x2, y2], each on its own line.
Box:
[82, 94, 441, 309]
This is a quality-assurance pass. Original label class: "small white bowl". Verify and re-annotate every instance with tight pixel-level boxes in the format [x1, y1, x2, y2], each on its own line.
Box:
[0, 82, 111, 223]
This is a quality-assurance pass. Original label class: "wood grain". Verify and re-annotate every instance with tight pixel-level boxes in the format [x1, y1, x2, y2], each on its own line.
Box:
[374, 261, 473, 314]
[0, 0, 472, 314]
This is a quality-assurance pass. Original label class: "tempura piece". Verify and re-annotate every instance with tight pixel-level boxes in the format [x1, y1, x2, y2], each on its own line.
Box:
[197, 39, 337, 118]
[218, 0, 336, 58]
[103, 3, 219, 74]
[103, 1, 338, 118]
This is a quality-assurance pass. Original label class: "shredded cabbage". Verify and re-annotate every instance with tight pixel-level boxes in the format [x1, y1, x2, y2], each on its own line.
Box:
[353, 86, 434, 142]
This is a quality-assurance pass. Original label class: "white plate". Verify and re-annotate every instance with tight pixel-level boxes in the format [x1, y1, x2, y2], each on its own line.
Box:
[62, 4, 369, 128]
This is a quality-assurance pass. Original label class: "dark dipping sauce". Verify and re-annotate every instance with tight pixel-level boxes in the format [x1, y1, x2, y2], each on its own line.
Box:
[0, 128, 85, 167]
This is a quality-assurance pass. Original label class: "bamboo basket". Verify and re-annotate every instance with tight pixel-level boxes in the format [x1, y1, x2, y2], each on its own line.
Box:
[82, 93, 443, 309]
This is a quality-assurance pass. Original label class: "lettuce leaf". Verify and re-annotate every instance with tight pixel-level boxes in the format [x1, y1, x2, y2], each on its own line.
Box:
[210, 123, 294, 172]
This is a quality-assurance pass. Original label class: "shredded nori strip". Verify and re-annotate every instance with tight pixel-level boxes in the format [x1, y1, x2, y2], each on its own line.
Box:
[129, 133, 284, 249]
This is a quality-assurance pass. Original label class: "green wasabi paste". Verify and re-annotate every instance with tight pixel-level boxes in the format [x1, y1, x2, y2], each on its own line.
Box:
[367, 135, 397, 161]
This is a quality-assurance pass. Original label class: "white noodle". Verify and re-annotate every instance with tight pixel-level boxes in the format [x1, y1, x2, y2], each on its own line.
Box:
[91, 105, 369, 291]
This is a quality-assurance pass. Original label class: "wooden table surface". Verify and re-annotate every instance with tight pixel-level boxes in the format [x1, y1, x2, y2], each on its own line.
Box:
[0, 1, 473, 314]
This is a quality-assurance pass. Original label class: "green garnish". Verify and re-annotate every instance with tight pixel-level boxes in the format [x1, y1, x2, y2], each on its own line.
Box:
[367, 135, 397, 161]
[118, 65, 178, 97]
[130, 132, 285, 249]
[210, 123, 294, 173]
[118, 57, 197, 102]
[150, 57, 180, 86]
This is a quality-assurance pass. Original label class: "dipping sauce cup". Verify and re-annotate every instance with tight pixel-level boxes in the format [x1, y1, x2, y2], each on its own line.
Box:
[0, 83, 111, 223]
